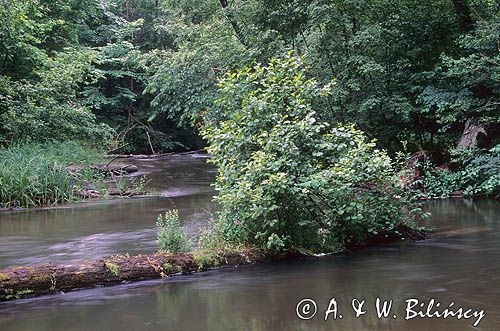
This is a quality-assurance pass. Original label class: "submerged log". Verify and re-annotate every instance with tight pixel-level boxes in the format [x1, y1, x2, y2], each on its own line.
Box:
[430, 227, 493, 238]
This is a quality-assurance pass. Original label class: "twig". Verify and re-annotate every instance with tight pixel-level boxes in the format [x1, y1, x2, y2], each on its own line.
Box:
[146, 131, 156, 155]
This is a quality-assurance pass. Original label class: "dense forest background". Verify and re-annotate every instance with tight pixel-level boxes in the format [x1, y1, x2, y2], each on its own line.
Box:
[0, 0, 498, 155]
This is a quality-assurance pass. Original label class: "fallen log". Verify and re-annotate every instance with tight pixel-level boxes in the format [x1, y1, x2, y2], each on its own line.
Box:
[0, 250, 302, 302]
[0, 227, 427, 302]
[66, 164, 139, 176]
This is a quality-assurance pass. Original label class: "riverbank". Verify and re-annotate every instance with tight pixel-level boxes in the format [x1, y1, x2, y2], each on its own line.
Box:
[0, 142, 157, 210]
[1, 143, 495, 211]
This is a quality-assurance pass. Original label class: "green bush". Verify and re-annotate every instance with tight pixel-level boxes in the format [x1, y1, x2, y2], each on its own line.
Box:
[462, 146, 500, 197]
[417, 161, 463, 198]
[156, 210, 191, 253]
[203, 55, 420, 253]
[419, 146, 500, 198]
[0, 50, 113, 146]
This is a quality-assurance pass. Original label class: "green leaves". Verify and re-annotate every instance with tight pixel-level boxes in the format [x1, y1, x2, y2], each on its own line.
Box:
[418, 146, 500, 198]
[156, 209, 191, 253]
[2, 0, 497, 164]
[203, 55, 419, 253]
[0, 47, 113, 145]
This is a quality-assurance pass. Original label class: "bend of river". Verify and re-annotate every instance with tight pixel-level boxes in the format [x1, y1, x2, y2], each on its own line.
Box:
[0, 155, 499, 330]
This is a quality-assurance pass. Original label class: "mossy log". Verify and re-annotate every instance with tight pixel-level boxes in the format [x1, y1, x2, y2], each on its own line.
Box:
[0, 227, 427, 302]
[0, 250, 302, 302]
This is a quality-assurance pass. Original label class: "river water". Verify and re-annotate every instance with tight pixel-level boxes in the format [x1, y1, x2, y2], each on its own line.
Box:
[0, 155, 499, 330]
[0, 155, 217, 267]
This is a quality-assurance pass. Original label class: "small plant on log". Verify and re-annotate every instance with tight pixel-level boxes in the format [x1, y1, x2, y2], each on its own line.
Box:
[162, 263, 184, 274]
[156, 210, 191, 253]
[104, 261, 120, 276]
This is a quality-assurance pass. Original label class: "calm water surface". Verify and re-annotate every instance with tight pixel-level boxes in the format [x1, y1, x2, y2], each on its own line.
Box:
[0, 156, 498, 331]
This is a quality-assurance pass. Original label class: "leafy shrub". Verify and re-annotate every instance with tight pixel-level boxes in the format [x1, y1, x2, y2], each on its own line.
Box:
[462, 146, 500, 197]
[156, 210, 191, 253]
[418, 146, 500, 198]
[417, 161, 464, 198]
[0, 50, 113, 146]
[115, 178, 130, 194]
[203, 55, 420, 253]
[112, 176, 150, 195]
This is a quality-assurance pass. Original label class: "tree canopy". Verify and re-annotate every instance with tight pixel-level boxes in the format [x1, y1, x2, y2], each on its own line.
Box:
[1, 0, 498, 154]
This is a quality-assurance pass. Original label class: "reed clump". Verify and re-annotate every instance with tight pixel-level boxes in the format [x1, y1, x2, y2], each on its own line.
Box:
[0, 142, 104, 208]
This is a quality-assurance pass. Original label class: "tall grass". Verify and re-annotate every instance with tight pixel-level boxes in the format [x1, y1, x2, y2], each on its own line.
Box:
[0, 142, 105, 208]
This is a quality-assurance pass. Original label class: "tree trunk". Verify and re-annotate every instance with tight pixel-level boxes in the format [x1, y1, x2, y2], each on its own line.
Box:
[456, 117, 487, 149]
[0, 253, 192, 302]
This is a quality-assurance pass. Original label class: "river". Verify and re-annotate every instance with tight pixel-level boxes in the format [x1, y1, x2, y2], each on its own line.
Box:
[0, 155, 498, 330]
[0, 155, 217, 267]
